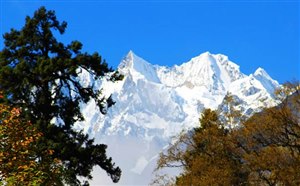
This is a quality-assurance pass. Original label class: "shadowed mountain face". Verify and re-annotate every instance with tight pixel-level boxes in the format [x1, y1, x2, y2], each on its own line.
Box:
[75, 51, 280, 185]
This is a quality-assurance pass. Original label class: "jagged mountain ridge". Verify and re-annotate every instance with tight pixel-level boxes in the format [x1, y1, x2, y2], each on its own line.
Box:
[76, 51, 279, 139]
[74, 51, 280, 185]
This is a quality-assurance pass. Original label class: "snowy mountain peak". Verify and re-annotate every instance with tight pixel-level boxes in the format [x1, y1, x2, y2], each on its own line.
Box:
[191, 51, 212, 59]
[118, 51, 160, 82]
[118, 50, 135, 69]
[127, 49, 134, 57]
[188, 52, 217, 67]
[252, 67, 280, 95]
[156, 52, 246, 95]
[254, 67, 271, 79]
[98, 52, 280, 137]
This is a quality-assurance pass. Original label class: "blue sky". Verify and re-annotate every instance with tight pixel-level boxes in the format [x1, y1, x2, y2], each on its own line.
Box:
[1, 1, 299, 83]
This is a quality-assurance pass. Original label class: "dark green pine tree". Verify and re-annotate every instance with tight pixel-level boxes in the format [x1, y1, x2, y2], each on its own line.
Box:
[0, 6, 122, 185]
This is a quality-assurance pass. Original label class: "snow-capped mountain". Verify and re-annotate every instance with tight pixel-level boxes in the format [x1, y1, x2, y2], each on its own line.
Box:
[75, 51, 280, 185]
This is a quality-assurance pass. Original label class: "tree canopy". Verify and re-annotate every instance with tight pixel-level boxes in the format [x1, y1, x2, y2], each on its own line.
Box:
[0, 96, 64, 185]
[154, 82, 300, 186]
[0, 6, 121, 185]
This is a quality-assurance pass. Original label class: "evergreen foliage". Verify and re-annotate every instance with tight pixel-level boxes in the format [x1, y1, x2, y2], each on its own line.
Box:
[0, 7, 121, 185]
[155, 82, 300, 185]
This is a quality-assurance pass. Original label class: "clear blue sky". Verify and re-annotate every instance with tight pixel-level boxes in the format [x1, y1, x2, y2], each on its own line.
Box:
[1, 1, 299, 83]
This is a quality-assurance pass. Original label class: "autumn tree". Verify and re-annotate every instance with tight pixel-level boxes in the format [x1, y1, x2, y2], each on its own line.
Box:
[232, 81, 300, 185]
[0, 97, 64, 185]
[154, 82, 300, 185]
[155, 109, 247, 185]
[0, 7, 121, 185]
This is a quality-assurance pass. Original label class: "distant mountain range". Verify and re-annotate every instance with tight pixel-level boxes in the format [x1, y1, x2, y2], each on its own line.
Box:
[74, 51, 280, 185]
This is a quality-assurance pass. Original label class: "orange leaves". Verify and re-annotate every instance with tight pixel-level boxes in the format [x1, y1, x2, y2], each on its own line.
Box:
[155, 83, 300, 186]
[47, 149, 55, 155]
[0, 103, 40, 183]
[11, 107, 20, 116]
[0, 102, 66, 185]
[0, 102, 63, 184]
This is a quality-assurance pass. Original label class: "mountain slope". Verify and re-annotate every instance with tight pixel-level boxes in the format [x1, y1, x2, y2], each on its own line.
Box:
[75, 51, 280, 185]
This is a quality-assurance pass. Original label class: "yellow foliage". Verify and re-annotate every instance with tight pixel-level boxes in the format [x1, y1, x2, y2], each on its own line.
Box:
[154, 82, 300, 185]
[0, 93, 63, 185]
